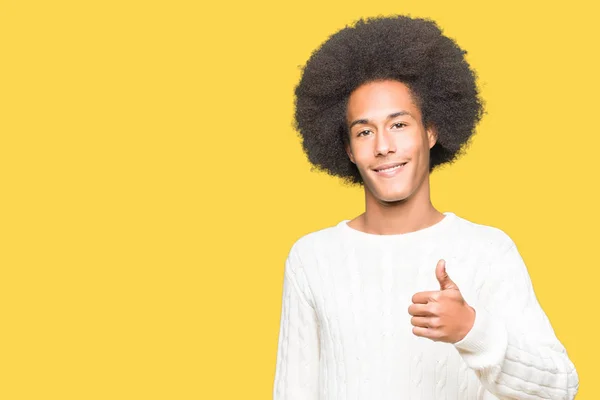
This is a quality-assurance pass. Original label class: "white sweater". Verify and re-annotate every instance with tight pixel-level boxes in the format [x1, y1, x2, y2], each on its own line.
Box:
[273, 212, 579, 400]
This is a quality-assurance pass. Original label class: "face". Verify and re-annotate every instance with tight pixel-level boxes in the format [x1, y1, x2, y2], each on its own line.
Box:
[345, 79, 437, 204]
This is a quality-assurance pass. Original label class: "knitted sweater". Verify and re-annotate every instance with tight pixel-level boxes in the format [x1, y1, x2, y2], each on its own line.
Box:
[272, 212, 579, 399]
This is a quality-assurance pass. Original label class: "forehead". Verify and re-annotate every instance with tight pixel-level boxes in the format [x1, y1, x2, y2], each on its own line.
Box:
[346, 80, 419, 120]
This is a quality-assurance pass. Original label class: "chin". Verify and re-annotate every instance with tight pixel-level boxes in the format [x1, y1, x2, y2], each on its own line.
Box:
[362, 172, 413, 202]
[378, 192, 409, 203]
[369, 185, 411, 203]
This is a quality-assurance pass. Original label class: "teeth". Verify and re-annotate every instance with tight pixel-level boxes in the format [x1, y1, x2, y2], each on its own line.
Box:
[377, 163, 405, 172]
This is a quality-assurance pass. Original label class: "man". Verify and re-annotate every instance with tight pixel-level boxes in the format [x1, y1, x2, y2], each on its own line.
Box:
[273, 15, 579, 399]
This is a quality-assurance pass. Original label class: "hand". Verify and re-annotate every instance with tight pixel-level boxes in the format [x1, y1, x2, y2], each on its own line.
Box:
[407, 259, 475, 343]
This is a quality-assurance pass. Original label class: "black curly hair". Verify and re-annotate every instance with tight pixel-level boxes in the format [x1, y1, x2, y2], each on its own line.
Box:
[293, 15, 485, 186]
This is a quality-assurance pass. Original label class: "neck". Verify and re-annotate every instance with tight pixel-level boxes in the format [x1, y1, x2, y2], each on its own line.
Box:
[358, 174, 443, 235]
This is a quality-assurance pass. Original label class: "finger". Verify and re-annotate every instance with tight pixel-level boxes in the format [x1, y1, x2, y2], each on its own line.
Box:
[412, 326, 439, 341]
[435, 259, 458, 291]
[412, 326, 442, 342]
[410, 316, 431, 328]
[411, 291, 440, 304]
[408, 303, 434, 316]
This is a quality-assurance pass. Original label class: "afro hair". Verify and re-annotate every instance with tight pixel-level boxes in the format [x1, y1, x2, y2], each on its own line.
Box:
[293, 15, 485, 186]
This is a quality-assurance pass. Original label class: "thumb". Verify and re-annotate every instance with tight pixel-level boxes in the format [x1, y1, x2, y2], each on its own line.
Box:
[435, 259, 458, 290]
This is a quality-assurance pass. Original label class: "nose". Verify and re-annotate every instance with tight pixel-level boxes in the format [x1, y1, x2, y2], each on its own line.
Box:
[375, 129, 396, 156]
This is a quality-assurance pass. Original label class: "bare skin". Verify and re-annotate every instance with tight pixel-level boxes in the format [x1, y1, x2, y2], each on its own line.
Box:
[409, 259, 476, 343]
[344, 79, 475, 343]
[344, 79, 444, 235]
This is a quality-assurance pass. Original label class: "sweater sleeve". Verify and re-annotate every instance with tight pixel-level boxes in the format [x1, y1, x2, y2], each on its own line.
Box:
[273, 246, 320, 400]
[453, 241, 579, 399]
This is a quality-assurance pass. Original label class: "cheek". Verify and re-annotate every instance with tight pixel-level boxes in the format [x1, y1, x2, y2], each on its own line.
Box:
[352, 147, 371, 164]
[398, 136, 422, 154]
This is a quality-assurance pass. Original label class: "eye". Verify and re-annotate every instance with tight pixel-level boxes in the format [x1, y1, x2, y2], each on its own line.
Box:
[357, 130, 371, 137]
[392, 122, 407, 129]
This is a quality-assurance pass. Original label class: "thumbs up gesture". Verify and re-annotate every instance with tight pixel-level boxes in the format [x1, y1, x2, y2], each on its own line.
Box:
[408, 260, 476, 343]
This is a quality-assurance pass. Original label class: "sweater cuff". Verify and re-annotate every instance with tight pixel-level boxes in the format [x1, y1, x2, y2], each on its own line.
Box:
[453, 306, 508, 369]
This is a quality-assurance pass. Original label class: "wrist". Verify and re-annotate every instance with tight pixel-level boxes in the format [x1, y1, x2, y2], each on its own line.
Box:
[452, 306, 508, 369]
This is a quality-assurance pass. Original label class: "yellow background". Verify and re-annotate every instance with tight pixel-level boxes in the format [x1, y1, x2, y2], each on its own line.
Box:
[1, 0, 597, 398]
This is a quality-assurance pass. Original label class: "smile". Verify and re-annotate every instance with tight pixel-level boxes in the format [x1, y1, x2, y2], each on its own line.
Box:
[374, 162, 408, 177]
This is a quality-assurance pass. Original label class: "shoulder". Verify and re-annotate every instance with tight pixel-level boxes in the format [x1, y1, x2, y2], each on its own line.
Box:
[449, 212, 516, 255]
[283, 223, 343, 305]
[287, 221, 344, 261]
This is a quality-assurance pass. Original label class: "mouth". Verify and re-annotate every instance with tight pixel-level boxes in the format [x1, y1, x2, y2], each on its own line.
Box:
[373, 162, 408, 176]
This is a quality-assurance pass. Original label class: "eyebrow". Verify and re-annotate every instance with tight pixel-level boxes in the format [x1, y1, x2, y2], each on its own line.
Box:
[348, 111, 414, 129]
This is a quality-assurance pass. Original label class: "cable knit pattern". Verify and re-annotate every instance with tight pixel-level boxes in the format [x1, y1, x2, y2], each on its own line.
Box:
[273, 212, 579, 399]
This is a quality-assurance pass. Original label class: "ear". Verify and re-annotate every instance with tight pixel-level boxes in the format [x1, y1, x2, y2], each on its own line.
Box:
[345, 143, 356, 164]
[427, 126, 438, 149]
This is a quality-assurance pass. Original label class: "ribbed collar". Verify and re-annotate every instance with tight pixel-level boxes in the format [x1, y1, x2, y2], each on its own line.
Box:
[337, 212, 457, 243]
